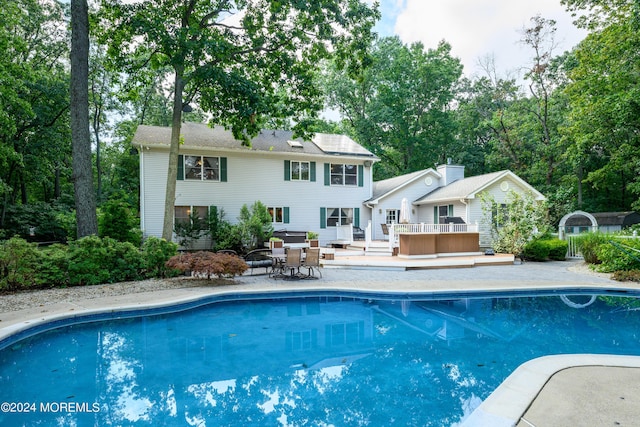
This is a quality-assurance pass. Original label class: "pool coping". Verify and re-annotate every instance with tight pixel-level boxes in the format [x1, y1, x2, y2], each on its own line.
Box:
[459, 354, 640, 426]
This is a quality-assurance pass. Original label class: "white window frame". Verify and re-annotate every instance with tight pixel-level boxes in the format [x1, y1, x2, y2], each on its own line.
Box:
[326, 207, 353, 227]
[290, 161, 310, 181]
[330, 163, 358, 186]
[184, 155, 220, 181]
[174, 205, 208, 229]
[268, 207, 285, 224]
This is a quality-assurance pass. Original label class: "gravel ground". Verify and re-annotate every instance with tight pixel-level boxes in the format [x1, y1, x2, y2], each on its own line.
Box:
[0, 260, 627, 315]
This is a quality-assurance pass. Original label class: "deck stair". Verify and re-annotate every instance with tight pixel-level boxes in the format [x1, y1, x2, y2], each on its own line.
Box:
[347, 240, 393, 256]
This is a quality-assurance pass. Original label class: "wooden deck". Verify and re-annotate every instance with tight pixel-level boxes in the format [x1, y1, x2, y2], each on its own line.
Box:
[320, 249, 514, 270]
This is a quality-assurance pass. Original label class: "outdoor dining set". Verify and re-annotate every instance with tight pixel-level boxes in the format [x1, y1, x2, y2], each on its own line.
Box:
[268, 247, 323, 280]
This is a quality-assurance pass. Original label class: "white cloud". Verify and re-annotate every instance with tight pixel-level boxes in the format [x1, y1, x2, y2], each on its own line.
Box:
[390, 0, 587, 79]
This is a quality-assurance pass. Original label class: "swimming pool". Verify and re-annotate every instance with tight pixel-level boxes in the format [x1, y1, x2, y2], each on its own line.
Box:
[1, 290, 640, 426]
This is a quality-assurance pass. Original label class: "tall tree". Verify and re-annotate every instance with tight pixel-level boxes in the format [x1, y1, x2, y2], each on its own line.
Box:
[97, 0, 379, 241]
[562, 0, 640, 211]
[71, 0, 98, 237]
[0, 0, 73, 226]
[324, 36, 463, 179]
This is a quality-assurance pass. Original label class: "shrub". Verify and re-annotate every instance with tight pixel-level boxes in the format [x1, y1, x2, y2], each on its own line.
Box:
[166, 251, 248, 279]
[522, 239, 549, 261]
[67, 236, 112, 285]
[98, 196, 142, 246]
[67, 236, 144, 285]
[0, 237, 41, 290]
[105, 238, 145, 283]
[596, 238, 640, 273]
[573, 232, 608, 264]
[141, 236, 180, 278]
[522, 237, 567, 261]
[612, 269, 640, 282]
[38, 244, 70, 286]
[546, 239, 568, 261]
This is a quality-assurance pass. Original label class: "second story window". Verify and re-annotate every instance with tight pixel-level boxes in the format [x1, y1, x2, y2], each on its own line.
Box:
[185, 156, 220, 181]
[330, 164, 357, 185]
[291, 161, 310, 181]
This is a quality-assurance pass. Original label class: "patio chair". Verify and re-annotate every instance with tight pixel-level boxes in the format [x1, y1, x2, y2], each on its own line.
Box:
[283, 248, 302, 278]
[301, 247, 322, 279]
[269, 247, 286, 277]
[381, 223, 389, 240]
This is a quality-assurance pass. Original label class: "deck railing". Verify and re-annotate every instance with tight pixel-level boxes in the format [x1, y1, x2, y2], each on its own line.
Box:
[386, 223, 479, 251]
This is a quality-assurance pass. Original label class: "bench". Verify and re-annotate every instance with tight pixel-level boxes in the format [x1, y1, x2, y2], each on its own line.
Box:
[243, 248, 274, 275]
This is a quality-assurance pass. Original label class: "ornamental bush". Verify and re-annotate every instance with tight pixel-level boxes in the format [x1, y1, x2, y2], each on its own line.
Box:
[166, 251, 248, 279]
[38, 244, 70, 286]
[522, 237, 567, 261]
[596, 238, 640, 273]
[67, 236, 144, 285]
[546, 239, 568, 261]
[522, 239, 549, 261]
[573, 232, 608, 264]
[141, 236, 180, 278]
[0, 237, 41, 290]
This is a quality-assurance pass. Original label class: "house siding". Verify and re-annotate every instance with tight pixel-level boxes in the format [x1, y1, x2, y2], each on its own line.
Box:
[370, 175, 439, 240]
[140, 147, 373, 247]
[471, 177, 532, 248]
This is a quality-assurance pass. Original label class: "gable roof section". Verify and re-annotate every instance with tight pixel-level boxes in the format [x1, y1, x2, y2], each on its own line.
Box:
[133, 122, 378, 159]
[367, 169, 441, 204]
[414, 170, 545, 204]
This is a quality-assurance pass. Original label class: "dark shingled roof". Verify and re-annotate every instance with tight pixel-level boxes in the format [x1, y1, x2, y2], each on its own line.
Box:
[565, 212, 640, 227]
[133, 122, 378, 158]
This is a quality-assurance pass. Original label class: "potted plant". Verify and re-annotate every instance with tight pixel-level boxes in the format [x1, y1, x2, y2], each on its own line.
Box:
[269, 237, 284, 249]
[306, 231, 319, 248]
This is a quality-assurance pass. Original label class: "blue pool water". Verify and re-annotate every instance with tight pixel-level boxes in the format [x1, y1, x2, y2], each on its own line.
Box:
[1, 291, 640, 426]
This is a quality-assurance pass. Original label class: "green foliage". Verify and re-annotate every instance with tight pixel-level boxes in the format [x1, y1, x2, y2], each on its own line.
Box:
[141, 236, 179, 278]
[481, 191, 549, 256]
[2, 202, 69, 242]
[522, 237, 567, 261]
[595, 238, 640, 273]
[573, 232, 609, 264]
[522, 239, 550, 261]
[0, 237, 41, 290]
[98, 195, 141, 246]
[323, 36, 463, 179]
[165, 251, 248, 279]
[547, 239, 568, 260]
[67, 236, 143, 285]
[38, 244, 70, 286]
[237, 201, 274, 251]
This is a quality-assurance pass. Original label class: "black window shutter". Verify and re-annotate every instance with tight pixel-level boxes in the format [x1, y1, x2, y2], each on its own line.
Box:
[284, 160, 291, 181]
[177, 155, 184, 180]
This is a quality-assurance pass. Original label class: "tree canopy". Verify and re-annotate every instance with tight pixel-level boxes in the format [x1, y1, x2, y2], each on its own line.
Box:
[95, 0, 380, 239]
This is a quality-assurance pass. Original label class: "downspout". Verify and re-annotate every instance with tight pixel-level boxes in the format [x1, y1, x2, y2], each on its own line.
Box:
[460, 199, 469, 227]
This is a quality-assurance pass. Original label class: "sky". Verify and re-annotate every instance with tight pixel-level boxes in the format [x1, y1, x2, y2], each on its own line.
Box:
[373, 0, 588, 80]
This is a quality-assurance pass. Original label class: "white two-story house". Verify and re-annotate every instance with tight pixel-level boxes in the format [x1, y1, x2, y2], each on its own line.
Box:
[133, 122, 379, 247]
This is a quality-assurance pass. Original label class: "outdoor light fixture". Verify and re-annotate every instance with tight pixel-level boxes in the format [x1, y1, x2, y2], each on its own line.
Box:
[363, 160, 372, 167]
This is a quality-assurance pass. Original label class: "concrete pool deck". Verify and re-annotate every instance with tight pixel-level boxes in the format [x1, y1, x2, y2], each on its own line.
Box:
[1, 259, 640, 426]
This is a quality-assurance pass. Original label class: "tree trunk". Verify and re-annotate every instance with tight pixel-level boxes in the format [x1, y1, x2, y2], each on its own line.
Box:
[70, 0, 97, 237]
[161, 67, 185, 241]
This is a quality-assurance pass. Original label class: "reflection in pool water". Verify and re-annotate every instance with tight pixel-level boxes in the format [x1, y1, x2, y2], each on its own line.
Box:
[1, 293, 640, 426]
